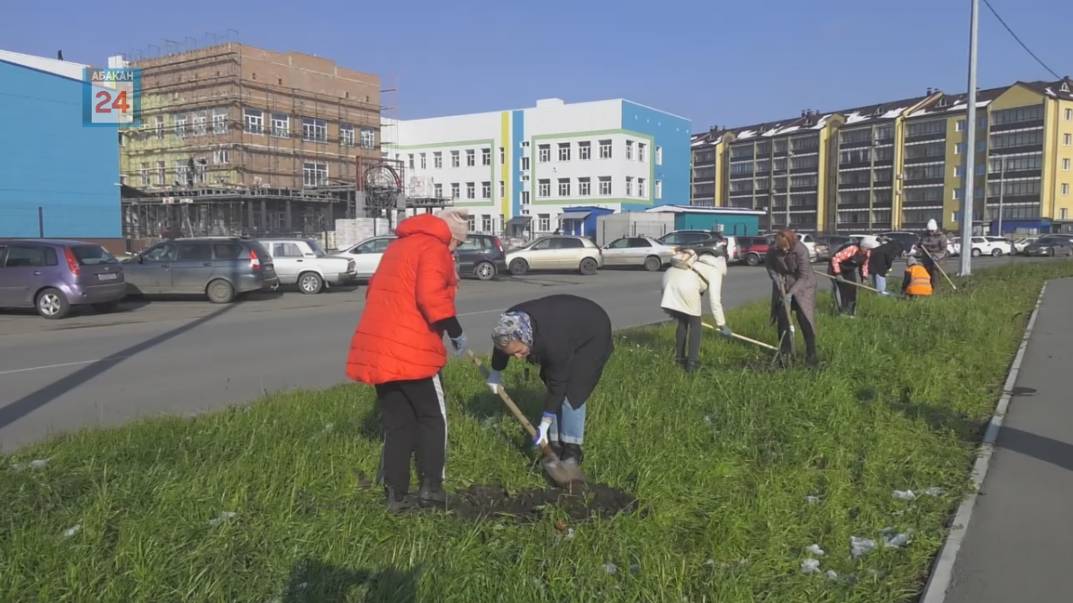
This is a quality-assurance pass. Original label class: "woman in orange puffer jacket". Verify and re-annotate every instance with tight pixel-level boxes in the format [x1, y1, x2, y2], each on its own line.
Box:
[346, 208, 470, 512]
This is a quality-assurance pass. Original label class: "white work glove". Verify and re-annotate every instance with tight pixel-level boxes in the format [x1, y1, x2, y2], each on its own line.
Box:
[448, 333, 467, 357]
[533, 412, 556, 448]
[486, 369, 503, 394]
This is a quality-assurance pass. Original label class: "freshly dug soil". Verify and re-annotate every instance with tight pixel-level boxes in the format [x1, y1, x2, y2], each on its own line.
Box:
[447, 484, 637, 521]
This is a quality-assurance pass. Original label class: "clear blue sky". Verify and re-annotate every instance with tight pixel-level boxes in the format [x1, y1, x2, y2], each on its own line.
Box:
[4, 0, 1070, 130]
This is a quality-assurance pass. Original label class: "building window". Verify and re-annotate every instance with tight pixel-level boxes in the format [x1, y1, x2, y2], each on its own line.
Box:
[156, 161, 165, 186]
[360, 128, 376, 149]
[954, 166, 963, 178]
[243, 108, 263, 134]
[1064, 183, 1070, 196]
[1066, 108, 1073, 121]
[626, 140, 634, 160]
[407, 154, 415, 169]
[466, 182, 476, 199]
[579, 177, 591, 196]
[599, 176, 612, 195]
[451, 151, 460, 168]
[638, 142, 646, 162]
[211, 111, 227, 135]
[272, 113, 290, 138]
[638, 177, 646, 198]
[341, 124, 355, 146]
[434, 183, 443, 198]
[303, 162, 328, 187]
[522, 191, 531, 205]
[521, 156, 530, 170]
[625, 176, 633, 196]
[655, 180, 663, 199]
[498, 180, 505, 198]
[499, 147, 505, 164]
[954, 143, 965, 155]
[538, 213, 550, 232]
[1064, 158, 1071, 171]
[1066, 134, 1073, 146]
[188, 113, 205, 136]
[539, 144, 551, 162]
[416, 152, 425, 169]
[558, 178, 570, 196]
[656, 146, 663, 165]
[175, 160, 188, 185]
[175, 114, 188, 138]
[579, 141, 591, 160]
[140, 162, 150, 186]
[155, 115, 165, 139]
[599, 139, 612, 159]
[1063, 208, 1069, 220]
[466, 149, 476, 167]
[955, 120, 965, 132]
[433, 152, 443, 168]
[538, 179, 551, 197]
[302, 118, 327, 142]
[482, 148, 491, 166]
[480, 214, 492, 233]
[451, 183, 460, 198]
[481, 181, 491, 198]
[213, 149, 230, 164]
[558, 143, 571, 161]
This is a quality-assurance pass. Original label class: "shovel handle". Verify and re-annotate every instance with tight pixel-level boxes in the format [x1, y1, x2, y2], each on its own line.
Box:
[467, 351, 538, 438]
[702, 322, 780, 352]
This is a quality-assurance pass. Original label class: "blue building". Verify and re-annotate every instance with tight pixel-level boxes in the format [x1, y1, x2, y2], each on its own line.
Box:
[645, 204, 764, 236]
[560, 205, 615, 238]
[0, 50, 120, 248]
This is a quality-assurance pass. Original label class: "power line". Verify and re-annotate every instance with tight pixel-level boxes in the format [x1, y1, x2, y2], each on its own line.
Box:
[982, 0, 1062, 80]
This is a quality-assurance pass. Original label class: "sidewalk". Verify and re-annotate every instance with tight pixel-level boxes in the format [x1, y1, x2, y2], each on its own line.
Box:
[943, 278, 1073, 603]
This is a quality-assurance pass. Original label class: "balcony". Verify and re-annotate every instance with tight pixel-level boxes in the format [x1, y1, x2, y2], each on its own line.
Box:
[987, 169, 1041, 180]
[989, 119, 1044, 133]
[905, 132, 946, 144]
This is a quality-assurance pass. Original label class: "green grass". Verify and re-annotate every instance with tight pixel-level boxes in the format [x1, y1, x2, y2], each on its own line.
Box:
[3, 263, 1072, 602]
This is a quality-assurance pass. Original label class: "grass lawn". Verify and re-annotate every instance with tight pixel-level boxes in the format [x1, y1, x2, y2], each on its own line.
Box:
[4, 262, 1072, 602]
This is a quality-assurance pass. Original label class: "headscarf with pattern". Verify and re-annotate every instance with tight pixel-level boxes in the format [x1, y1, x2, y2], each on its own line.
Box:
[491, 311, 534, 348]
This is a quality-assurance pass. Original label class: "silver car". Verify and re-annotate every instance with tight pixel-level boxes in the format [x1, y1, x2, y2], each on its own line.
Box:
[259, 238, 358, 294]
[123, 238, 278, 303]
[600, 236, 674, 271]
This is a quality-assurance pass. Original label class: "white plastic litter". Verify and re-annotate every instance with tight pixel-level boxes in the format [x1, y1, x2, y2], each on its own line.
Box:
[826, 570, 839, 580]
[884, 532, 912, 549]
[564, 528, 576, 541]
[850, 536, 876, 559]
[924, 486, 945, 497]
[892, 489, 916, 501]
[26, 458, 50, 470]
[63, 524, 81, 538]
[209, 511, 237, 527]
[703, 559, 716, 567]
[805, 495, 821, 505]
[801, 558, 821, 574]
[805, 544, 825, 557]
[603, 562, 619, 575]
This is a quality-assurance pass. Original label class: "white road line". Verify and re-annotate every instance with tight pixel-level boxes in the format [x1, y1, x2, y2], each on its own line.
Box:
[456, 309, 505, 318]
[0, 356, 127, 376]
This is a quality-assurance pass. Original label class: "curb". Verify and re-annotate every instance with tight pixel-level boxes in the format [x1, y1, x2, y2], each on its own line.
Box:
[918, 282, 1049, 603]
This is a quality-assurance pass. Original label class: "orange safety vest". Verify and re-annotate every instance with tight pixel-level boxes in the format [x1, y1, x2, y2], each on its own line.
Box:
[906, 265, 933, 296]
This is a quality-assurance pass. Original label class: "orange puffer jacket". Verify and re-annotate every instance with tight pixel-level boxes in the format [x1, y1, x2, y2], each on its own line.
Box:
[346, 214, 459, 385]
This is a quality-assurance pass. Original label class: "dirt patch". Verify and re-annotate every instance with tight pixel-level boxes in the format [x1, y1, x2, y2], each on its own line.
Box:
[447, 484, 637, 522]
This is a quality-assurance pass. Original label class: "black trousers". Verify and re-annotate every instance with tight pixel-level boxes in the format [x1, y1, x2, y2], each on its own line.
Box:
[775, 297, 817, 359]
[668, 310, 701, 366]
[921, 255, 940, 289]
[375, 375, 446, 495]
[833, 270, 859, 315]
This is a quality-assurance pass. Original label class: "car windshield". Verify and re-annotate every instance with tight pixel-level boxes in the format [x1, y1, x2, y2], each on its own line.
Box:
[304, 239, 327, 257]
[72, 245, 118, 265]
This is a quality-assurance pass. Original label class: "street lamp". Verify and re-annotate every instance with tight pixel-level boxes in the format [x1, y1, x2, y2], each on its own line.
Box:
[959, 0, 980, 276]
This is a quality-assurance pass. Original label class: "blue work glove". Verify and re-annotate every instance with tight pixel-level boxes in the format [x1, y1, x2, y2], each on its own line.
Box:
[533, 412, 556, 448]
[719, 324, 733, 337]
[486, 369, 503, 394]
[448, 333, 467, 357]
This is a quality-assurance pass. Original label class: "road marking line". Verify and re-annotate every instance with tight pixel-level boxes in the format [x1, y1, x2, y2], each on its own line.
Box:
[0, 357, 126, 376]
[456, 309, 505, 318]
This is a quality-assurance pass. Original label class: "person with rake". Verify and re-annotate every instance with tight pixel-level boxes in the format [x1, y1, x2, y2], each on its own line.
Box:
[486, 295, 614, 468]
[765, 229, 819, 367]
[829, 236, 877, 317]
[659, 246, 730, 373]
[919, 219, 949, 290]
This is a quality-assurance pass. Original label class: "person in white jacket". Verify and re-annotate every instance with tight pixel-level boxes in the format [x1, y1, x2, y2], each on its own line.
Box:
[660, 247, 730, 372]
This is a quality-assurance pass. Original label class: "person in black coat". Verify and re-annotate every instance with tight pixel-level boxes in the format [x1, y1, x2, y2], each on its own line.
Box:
[486, 295, 614, 466]
[867, 239, 901, 296]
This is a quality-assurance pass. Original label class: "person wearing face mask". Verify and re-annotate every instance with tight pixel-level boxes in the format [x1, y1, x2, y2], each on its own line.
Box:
[485, 295, 614, 467]
[345, 208, 471, 512]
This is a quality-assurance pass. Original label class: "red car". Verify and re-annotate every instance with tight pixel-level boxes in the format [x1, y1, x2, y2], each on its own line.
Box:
[736, 235, 775, 266]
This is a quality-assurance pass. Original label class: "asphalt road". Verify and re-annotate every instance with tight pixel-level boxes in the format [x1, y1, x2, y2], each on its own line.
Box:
[0, 256, 1020, 452]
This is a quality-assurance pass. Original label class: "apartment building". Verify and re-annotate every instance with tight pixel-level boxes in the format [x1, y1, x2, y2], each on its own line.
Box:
[692, 78, 1073, 235]
[383, 98, 690, 237]
[119, 43, 380, 240]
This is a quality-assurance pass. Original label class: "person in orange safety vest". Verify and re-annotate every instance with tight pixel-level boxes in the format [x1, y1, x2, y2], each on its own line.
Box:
[902, 256, 934, 298]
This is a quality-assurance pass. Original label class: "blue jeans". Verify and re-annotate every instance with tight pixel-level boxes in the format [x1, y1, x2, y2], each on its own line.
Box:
[873, 273, 887, 294]
[545, 400, 587, 445]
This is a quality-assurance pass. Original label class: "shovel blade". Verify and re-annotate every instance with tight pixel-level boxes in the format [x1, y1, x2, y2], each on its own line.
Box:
[542, 456, 586, 487]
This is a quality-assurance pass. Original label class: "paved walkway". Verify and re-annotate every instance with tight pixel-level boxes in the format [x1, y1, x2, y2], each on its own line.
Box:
[944, 278, 1073, 603]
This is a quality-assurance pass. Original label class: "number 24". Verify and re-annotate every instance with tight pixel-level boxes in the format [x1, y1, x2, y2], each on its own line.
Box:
[95, 90, 130, 114]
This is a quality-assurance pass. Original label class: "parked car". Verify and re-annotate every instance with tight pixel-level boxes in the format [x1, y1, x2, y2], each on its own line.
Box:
[1024, 235, 1073, 257]
[795, 232, 818, 259]
[817, 235, 852, 261]
[948, 237, 962, 256]
[259, 238, 358, 294]
[878, 231, 921, 256]
[736, 235, 775, 266]
[336, 236, 396, 278]
[601, 236, 675, 271]
[123, 238, 278, 303]
[506, 236, 602, 275]
[0, 239, 126, 319]
[962, 236, 1013, 257]
[1013, 236, 1039, 254]
[657, 230, 737, 261]
[455, 234, 508, 280]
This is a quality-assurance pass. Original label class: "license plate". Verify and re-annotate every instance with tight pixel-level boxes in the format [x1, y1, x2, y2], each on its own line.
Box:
[97, 273, 118, 281]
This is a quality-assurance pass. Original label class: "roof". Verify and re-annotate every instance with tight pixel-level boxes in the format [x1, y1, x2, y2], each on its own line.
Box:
[645, 204, 765, 216]
[0, 48, 87, 81]
[560, 212, 591, 220]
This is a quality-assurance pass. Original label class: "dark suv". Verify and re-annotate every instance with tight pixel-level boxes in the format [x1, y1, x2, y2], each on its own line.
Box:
[0, 239, 126, 319]
[455, 234, 508, 281]
[123, 238, 279, 303]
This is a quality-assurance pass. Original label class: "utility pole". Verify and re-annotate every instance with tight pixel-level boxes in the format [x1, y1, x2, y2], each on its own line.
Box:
[959, 0, 980, 276]
[996, 155, 1006, 236]
[38, 206, 44, 238]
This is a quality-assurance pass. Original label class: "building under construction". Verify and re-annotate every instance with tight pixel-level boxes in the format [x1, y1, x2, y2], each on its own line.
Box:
[119, 43, 383, 246]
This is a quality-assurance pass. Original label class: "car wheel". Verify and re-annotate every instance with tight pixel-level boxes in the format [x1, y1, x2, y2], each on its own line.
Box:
[206, 279, 236, 304]
[92, 301, 119, 314]
[474, 261, 496, 281]
[992, 249, 1002, 257]
[643, 255, 662, 272]
[579, 257, 599, 275]
[298, 271, 324, 294]
[971, 248, 982, 257]
[745, 253, 761, 267]
[36, 288, 70, 319]
[509, 259, 529, 276]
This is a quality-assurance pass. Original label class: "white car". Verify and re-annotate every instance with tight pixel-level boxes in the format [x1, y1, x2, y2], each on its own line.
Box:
[336, 236, 395, 278]
[506, 236, 603, 275]
[966, 236, 1013, 257]
[259, 238, 358, 294]
[600, 236, 675, 271]
[796, 233, 818, 260]
[1013, 237, 1038, 254]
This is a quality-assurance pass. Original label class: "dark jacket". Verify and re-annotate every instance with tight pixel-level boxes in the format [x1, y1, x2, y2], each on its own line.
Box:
[491, 295, 613, 412]
[765, 240, 817, 328]
[868, 241, 901, 277]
